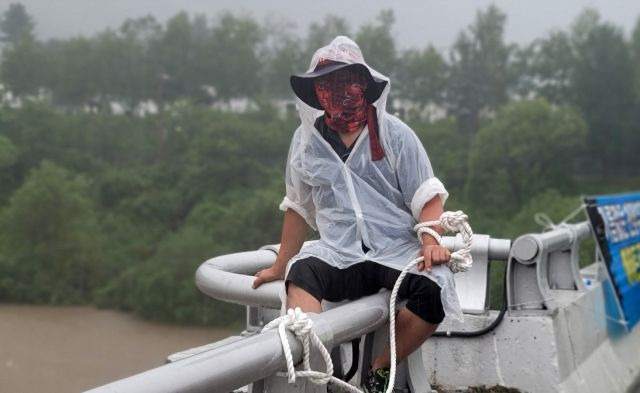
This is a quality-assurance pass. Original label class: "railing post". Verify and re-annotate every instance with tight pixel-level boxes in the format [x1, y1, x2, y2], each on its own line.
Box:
[507, 222, 591, 313]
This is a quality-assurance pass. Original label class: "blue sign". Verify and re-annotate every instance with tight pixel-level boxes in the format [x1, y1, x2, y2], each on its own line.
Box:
[585, 192, 640, 330]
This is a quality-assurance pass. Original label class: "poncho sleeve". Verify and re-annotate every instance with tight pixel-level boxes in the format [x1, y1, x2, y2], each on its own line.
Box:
[394, 122, 449, 221]
[279, 128, 317, 230]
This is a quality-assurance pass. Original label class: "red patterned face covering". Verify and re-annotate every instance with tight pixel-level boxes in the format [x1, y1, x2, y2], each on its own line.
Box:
[313, 69, 368, 133]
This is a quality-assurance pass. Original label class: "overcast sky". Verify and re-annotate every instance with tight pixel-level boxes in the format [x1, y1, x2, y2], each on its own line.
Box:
[4, 0, 640, 50]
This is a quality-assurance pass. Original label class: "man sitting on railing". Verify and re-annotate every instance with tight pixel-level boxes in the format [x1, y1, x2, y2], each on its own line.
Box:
[252, 36, 462, 393]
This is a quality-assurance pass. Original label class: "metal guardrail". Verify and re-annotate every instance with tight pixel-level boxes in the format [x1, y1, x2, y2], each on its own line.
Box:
[86, 292, 390, 393]
[507, 221, 592, 312]
[195, 248, 282, 308]
[88, 224, 597, 392]
[196, 236, 512, 313]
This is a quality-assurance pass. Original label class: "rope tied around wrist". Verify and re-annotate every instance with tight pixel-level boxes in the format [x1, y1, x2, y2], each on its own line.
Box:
[414, 210, 474, 273]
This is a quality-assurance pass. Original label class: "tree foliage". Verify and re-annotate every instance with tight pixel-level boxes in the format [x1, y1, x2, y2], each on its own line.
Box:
[0, 4, 638, 324]
[0, 161, 104, 303]
[519, 31, 575, 104]
[0, 103, 294, 325]
[465, 99, 587, 216]
[446, 5, 514, 137]
[355, 10, 397, 77]
[396, 46, 447, 107]
[305, 14, 351, 59]
[570, 14, 637, 175]
[0, 3, 33, 44]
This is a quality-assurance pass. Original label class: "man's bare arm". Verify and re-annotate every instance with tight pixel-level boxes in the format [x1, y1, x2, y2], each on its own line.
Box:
[416, 197, 451, 273]
[252, 208, 309, 288]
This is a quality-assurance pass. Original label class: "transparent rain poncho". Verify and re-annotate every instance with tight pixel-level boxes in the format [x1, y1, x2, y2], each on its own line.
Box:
[280, 36, 463, 321]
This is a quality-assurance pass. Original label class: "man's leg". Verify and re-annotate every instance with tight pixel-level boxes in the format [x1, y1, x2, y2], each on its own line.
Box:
[371, 307, 438, 369]
[372, 269, 445, 369]
[285, 257, 370, 313]
[287, 282, 322, 313]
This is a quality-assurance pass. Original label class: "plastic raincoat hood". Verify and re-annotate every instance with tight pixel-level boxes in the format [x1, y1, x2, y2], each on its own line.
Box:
[280, 36, 462, 321]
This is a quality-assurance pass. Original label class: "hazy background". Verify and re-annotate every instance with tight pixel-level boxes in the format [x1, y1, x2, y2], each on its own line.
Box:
[12, 0, 640, 48]
[1, 1, 639, 391]
[0, 0, 639, 322]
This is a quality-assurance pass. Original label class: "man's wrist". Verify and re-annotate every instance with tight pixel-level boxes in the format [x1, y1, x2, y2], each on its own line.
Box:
[272, 260, 288, 272]
[421, 232, 440, 245]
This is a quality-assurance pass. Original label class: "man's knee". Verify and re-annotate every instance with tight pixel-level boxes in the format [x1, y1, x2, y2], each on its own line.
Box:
[286, 282, 323, 312]
[287, 282, 316, 301]
[286, 258, 328, 301]
[403, 306, 441, 331]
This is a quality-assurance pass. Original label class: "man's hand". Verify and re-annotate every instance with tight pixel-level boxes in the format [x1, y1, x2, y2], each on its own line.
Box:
[417, 241, 451, 273]
[252, 209, 308, 289]
[252, 265, 286, 289]
[417, 196, 449, 273]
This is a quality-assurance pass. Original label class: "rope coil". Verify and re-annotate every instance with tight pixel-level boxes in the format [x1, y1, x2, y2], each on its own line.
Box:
[265, 211, 473, 393]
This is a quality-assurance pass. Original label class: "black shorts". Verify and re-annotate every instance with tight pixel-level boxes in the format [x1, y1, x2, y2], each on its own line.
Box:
[286, 257, 445, 324]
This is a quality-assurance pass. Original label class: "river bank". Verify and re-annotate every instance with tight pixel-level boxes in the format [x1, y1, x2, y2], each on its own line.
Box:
[0, 304, 236, 393]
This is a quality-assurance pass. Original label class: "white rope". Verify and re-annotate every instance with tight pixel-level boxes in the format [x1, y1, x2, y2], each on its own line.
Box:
[386, 210, 473, 391]
[266, 211, 473, 393]
[262, 308, 363, 393]
[414, 210, 474, 273]
[534, 203, 587, 231]
[386, 255, 422, 392]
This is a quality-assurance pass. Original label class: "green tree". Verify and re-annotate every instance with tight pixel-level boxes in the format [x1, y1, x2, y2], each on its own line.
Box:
[412, 118, 468, 196]
[0, 3, 34, 45]
[0, 134, 17, 203]
[0, 134, 17, 168]
[305, 14, 351, 59]
[446, 5, 514, 138]
[260, 20, 306, 99]
[187, 184, 284, 253]
[518, 31, 575, 104]
[0, 103, 70, 178]
[506, 189, 585, 237]
[465, 99, 587, 216]
[0, 161, 104, 303]
[90, 30, 155, 108]
[632, 17, 640, 90]
[0, 37, 44, 96]
[94, 223, 243, 326]
[43, 37, 100, 106]
[396, 46, 447, 110]
[153, 12, 195, 102]
[569, 11, 636, 176]
[206, 13, 262, 100]
[120, 15, 163, 44]
[115, 16, 163, 105]
[0, 4, 41, 97]
[355, 10, 396, 75]
[94, 182, 283, 326]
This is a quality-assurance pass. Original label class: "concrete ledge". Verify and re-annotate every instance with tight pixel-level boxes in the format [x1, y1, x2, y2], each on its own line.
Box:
[423, 268, 640, 393]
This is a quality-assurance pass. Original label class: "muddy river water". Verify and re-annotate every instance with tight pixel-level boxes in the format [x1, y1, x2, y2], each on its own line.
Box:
[0, 304, 236, 392]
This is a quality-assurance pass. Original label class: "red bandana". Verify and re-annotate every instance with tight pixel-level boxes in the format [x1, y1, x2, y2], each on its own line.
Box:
[313, 67, 385, 161]
[313, 69, 367, 133]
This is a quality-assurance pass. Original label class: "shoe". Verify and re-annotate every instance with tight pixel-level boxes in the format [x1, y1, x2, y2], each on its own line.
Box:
[362, 367, 390, 393]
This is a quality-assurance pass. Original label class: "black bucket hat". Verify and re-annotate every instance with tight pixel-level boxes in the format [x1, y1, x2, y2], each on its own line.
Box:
[290, 62, 388, 110]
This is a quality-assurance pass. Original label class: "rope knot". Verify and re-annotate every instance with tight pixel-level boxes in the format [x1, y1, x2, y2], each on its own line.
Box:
[439, 211, 469, 231]
[413, 210, 474, 273]
[262, 308, 363, 391]
[287, 308, 314, 337]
